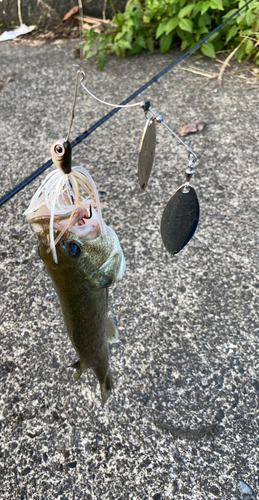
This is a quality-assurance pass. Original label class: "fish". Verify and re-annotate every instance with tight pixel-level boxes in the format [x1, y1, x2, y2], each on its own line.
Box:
[24, 139, 125, 403]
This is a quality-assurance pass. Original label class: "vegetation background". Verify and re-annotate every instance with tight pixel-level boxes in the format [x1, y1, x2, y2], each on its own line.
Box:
[83, 0, 259, 68]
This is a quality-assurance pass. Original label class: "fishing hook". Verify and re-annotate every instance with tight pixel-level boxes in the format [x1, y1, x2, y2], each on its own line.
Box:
[85, 205, 92, 219]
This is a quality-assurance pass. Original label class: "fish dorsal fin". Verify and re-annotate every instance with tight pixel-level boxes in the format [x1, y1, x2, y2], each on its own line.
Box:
[107, 318, 118, 343]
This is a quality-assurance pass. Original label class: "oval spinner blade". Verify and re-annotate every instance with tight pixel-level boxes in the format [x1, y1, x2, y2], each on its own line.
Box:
[161, 185, 199, 254]
[138, 118, 156, 190]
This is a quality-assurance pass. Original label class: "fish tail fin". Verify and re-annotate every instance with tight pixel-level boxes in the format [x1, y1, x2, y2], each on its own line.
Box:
[99, 367, 113, 405]
[71, 360, 113, 404]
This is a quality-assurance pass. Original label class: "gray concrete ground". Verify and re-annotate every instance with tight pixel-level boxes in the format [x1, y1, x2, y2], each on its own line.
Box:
[1, 39, 259, 500]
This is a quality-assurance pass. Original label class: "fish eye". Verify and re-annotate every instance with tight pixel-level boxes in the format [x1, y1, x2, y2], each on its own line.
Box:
[68, 241, 81, 257]
[54, 145, 63, 155]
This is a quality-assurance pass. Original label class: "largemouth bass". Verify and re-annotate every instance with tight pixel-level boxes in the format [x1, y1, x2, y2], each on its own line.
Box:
[25, 139, 125, 403]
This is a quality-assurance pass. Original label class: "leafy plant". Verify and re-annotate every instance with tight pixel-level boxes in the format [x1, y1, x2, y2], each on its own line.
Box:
[83, 0, 259, 69]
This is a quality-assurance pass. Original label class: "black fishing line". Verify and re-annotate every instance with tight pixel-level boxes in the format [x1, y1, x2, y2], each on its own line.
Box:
[0, 0, 254, 207]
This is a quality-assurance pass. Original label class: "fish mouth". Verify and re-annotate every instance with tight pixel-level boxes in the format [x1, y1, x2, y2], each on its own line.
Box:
[27, 205, 103, 242]
[53, 207, 101, 240]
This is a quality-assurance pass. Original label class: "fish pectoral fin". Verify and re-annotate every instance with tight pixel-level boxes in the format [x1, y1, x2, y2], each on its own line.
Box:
[107, 318, 119, 343]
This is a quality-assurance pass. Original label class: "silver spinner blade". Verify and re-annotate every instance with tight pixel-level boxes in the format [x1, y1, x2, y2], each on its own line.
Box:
[138, 118, 156, 190]
[161, 185, 199, 254]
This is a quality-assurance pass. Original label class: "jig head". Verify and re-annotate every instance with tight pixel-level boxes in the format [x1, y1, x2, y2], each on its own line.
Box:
[50, 139, 72, 174]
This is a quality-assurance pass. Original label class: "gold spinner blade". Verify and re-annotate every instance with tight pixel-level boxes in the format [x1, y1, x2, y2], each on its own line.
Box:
[138, 117, 156, 191]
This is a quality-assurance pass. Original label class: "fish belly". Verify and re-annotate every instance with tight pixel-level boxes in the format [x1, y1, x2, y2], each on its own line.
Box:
[58, 283, 109, 367]
[49, 270, 112, 403]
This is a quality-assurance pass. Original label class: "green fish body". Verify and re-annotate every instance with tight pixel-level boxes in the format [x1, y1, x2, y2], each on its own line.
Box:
[29, 215, 125, 404]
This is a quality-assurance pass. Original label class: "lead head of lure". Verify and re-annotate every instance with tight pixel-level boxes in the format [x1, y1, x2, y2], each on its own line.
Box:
[50, 139, 72, 174]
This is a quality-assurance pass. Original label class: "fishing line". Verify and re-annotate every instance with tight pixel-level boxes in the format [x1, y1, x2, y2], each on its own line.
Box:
[80, 76, 143, 108]
[147, 106, 197, 160]
[65, 0, 84, 140]
[0, 0, 254, 207]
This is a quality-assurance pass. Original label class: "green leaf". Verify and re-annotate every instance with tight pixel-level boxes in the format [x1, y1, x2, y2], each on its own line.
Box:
[168, 3, 178, 17]
[151, 0, 160, 9]
[147, 37, 154, 52]
[128, 41, 143, 55]
[159, 33, 173, 53]
[143, 14, 151, 23]
[201, 1, 211, 15]
[133, 9, 143, 22]
[105, 34, 113, 43]
[176, 26, 185, 40]
[143, 8, 153, 23]
[98, 52, 106, 70]
[214, 39, 225, 51]
[114, 47, 125, 57]
[246, 9, 256, 26]
[198, 12, 211, 28]
[124, 18, 134, 27]
[222, 8, 237, 20]
[201, 42, 216, 58]
[236, 43, 245, 60]
[136, 35, 146, 47]
[114, 31, 125, 42]
[85, 49, 97, 59]
[156, 17, 170, 38]
[208, 31, 221, 42]
[178, 18, 193, 33]
[236, 13, 246, 25]
[98, 40, 107, 50]
[195, 27, 209, 39]
[83, 41, 92, 55]
[116, 13, 125, 24]
[245, 38, 254, 54]
[181, 39, 189, 50]
[193, 1, 206, 16]
[116, 39, 132, 49]
[178, 4, 194, 19]
[165, 17, 178, 35]
[225, 24, 238, 43]
[210, 0, 224, 10]
[124, 28, 133, 43]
